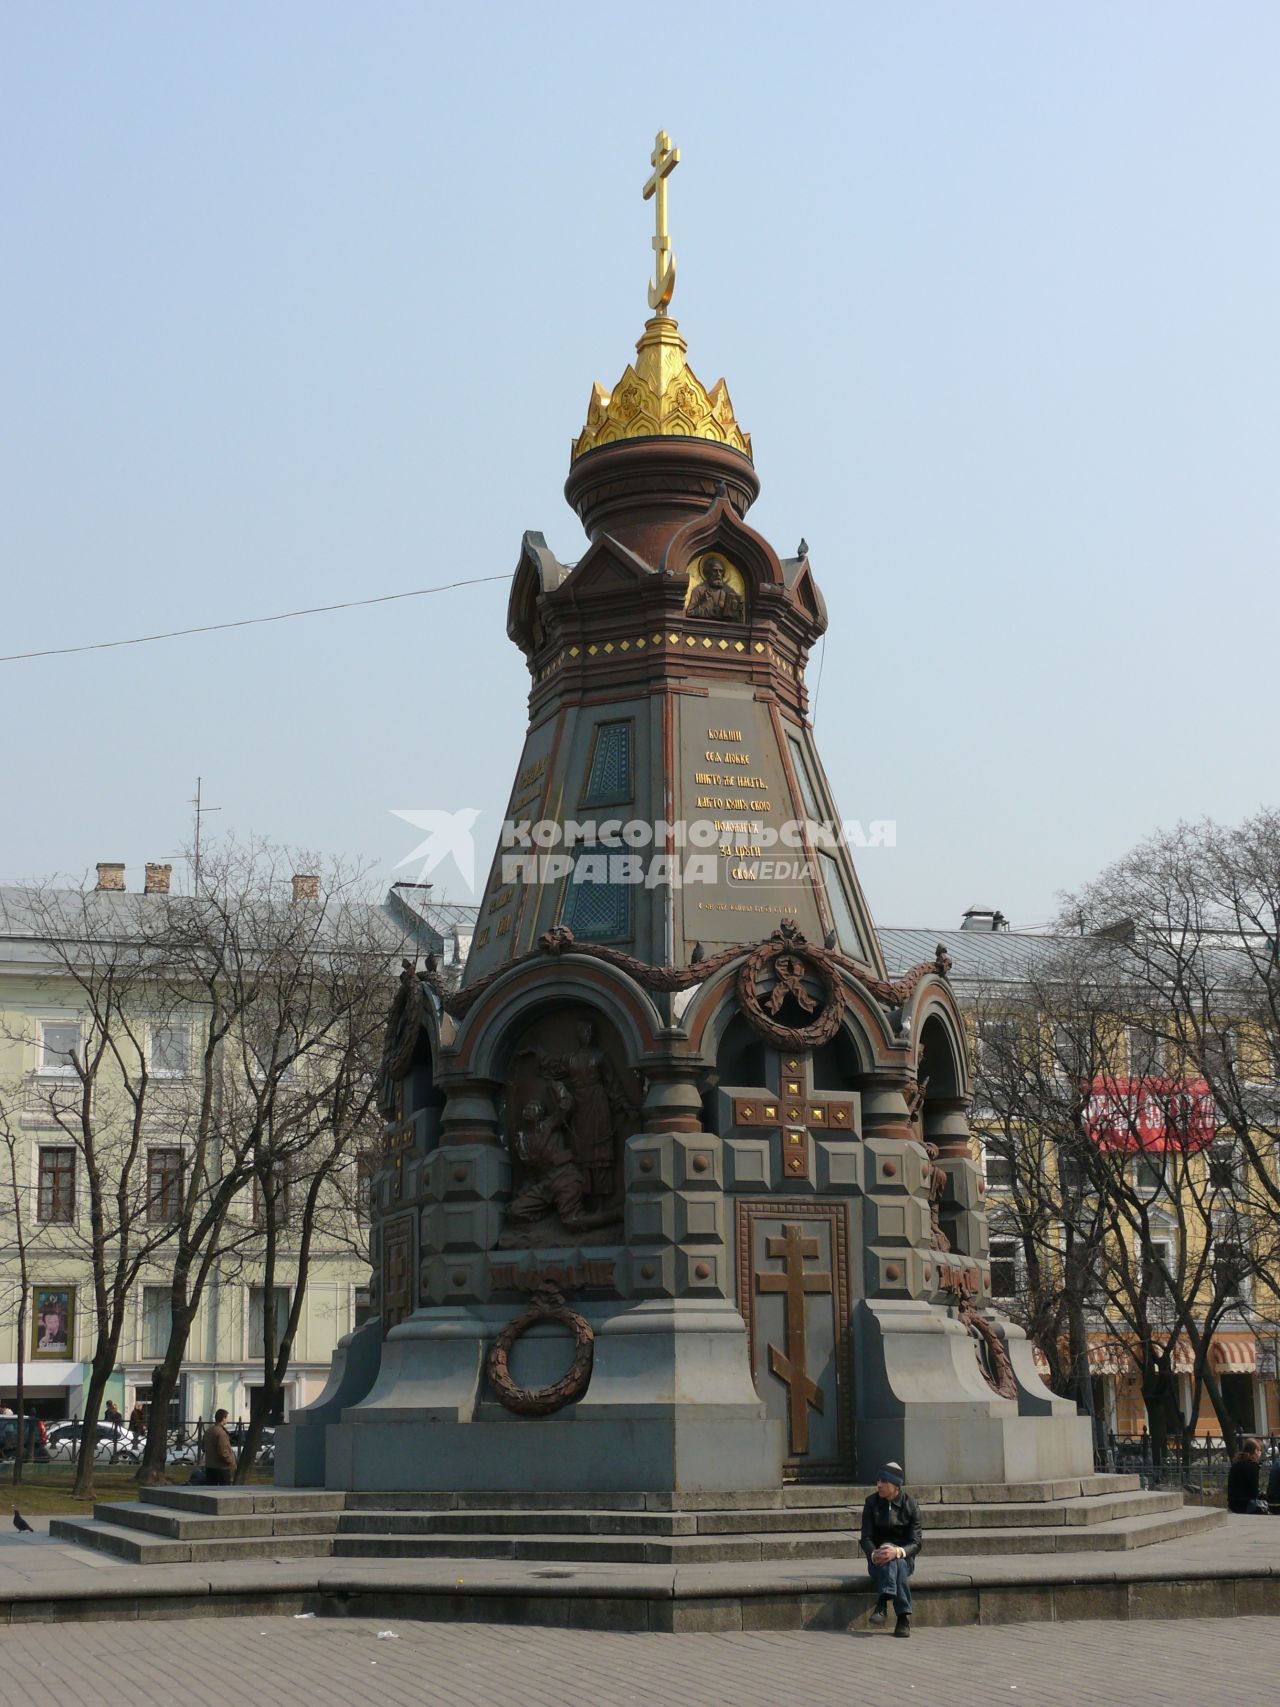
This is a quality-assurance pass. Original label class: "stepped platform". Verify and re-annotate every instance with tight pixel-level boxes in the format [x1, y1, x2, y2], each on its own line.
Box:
[51, 1476, 1220, 1570]
[20, 1474, 1264, 1632]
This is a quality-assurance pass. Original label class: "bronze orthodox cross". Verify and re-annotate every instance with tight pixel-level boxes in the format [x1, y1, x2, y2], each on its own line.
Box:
[754, 1222, 833, 1455]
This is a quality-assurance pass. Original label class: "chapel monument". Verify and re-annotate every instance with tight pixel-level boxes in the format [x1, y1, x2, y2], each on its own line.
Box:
[278, 134, 1091, 1494]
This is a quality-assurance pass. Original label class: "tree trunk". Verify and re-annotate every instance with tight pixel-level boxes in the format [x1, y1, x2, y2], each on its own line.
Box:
[137, 1309, 193, 1485]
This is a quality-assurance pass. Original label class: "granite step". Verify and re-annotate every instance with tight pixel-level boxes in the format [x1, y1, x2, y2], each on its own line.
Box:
[49, 1515, 337, 1565]
[781, 1474, 1142, 1506]
[329, 1505, 1225, 1564]
[329, 1488, 1180, 1540]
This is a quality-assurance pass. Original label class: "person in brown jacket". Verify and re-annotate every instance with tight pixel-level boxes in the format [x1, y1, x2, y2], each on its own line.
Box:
[202, 1409, 236, 1486]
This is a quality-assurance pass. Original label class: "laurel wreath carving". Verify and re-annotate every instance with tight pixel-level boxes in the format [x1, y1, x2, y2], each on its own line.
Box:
[735, 922, 845, 1050]
[486, 1286, 595, 1418]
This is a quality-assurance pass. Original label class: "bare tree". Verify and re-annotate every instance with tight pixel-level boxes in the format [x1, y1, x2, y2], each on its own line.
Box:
[974, 814, 1280, 1462]
[135, 843, 401, 1483]
[0, 884, 189, 1499]
[0, 1109, 35, 1486]
[226, 923, 386, 1478]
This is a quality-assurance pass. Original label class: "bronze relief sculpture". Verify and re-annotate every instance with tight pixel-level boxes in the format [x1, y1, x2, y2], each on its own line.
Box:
[685, 553, 745, 621]
[498, 1012, 637, 1248]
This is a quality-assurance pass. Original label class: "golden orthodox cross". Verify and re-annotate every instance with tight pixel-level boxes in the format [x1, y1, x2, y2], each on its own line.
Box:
[755, 1223, 832, 1456]
[643, 129, 680, 313]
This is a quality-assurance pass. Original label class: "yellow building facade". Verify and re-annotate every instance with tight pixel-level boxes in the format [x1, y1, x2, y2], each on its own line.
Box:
[0, 872, 461, 1428]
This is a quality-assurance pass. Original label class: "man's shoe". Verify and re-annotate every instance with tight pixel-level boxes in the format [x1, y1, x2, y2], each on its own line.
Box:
[893, 1614, 911, 1638]
[869, 1600, 889, 1625]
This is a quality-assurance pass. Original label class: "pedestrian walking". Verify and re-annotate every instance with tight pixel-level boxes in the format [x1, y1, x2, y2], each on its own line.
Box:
[860, 1462, 923, 1637]
[202, 1409, 237, 1487]
[128, 1402, 144, 1443]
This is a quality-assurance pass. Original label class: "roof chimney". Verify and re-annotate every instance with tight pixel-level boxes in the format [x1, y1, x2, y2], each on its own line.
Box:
[960, 905, 1008, 933]
[95, 862, 126, 892]
[144, 863, 172, 895]
[292, 873, 320, 903]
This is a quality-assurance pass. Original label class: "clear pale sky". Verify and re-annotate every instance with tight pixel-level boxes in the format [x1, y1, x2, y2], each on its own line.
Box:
[2, 2, 1276, 934]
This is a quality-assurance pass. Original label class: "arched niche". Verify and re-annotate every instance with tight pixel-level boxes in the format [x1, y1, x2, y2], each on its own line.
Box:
[812, 1024, 869, 1091]
[917, 1011, 962, 1099]
[494, 1003, 642, 1249]
[700, 1010, 768, 1128]
[916, 1006, 973, 1163]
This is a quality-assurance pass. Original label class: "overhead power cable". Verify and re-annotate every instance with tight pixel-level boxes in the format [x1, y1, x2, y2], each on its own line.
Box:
[0, 574, 510, 665]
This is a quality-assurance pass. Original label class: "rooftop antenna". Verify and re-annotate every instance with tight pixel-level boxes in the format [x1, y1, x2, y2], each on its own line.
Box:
[189, 776, 221, 892]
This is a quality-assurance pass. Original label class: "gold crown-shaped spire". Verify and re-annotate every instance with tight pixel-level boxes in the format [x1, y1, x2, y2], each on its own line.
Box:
[570, 131, 751, 464]
[571, 315, 752, 463]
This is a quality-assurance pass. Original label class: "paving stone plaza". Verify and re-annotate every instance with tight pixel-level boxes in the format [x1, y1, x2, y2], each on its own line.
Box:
[1, 1611, 1278, 1707]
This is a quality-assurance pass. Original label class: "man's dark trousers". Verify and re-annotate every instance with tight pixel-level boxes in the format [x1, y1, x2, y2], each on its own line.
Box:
[868, 1554, 913, 1614]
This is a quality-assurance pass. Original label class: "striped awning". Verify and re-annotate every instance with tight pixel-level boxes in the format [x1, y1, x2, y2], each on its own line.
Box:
[1030, 1335, 1258, 1378]
[1209, 1334, 1258, 1373]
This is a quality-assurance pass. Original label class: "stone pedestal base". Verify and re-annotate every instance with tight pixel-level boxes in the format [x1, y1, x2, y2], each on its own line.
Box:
[854, 1299, 1094, 1484]
[288, 1297, 784, 1496]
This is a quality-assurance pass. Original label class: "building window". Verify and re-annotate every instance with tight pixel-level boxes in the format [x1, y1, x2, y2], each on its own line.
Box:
[1202, 1025, 1238, 1081]
[37, 1147, 76, 1222]
[353, 1287, 373, 1331]
[1208, 1143, 1239, 1193]
[1143, 1238, 1174, 1299]
[248, 1285, 290, 1359]
[149, 1024, 190, 1078]
[1132, 1153, 1167, 1196]
[580, 720, 633, 806]
[1127, 1026, 1165, 1076]
[146, 1148, 184, 1222]
[1213, 1239, 1250, 1303]
[249, 1041, 298, 1085]
[140, 1285, 172, 1359]
[559, 849, 632, 943]
[355, 1152, 378, 1223]
[977, 1016, 1021, 1067]
[1057, 1142, 1090, 1198]
[982, 1139, 1014, 1190]
[787, 733, 823, 820]
[252, 1165, 291, 1229]
[38, 1020, 81, 1076]
[818, 852, 865, 960]
[1049, 1021, 1081, 1079]
[989, 1237, 1019, 1300]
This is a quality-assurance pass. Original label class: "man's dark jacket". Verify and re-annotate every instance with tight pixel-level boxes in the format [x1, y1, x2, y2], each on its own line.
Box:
[859, 1490, 923, 1561]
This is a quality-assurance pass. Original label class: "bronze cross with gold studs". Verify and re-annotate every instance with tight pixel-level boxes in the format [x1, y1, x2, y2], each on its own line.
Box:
[643, 129, 680, 312]
[720, 1053, 856, 1185]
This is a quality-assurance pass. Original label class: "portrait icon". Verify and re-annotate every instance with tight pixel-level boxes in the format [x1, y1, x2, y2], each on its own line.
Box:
[31, 1286, 74, 1359]
[684, 553, 747, 623]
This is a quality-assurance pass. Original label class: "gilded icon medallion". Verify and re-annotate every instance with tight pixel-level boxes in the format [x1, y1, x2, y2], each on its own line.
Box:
[684, 553, 747, 622]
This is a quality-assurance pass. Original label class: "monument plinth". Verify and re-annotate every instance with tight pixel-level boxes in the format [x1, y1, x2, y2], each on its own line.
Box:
[278, 132, 1090, 1495]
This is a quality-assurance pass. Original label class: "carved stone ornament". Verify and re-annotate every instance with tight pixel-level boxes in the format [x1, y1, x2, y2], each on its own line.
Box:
[376, 960, 427, 1117]
[446, 923, 945, 1025]
[944, 1274, 1018, 1402]
[486, 1285, 595, 1417]
[737, 920, 844, 1051]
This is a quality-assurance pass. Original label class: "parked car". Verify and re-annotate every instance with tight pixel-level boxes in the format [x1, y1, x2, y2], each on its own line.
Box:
[45, 1420, 139, 1465]
[0, 1417, 50, 1462]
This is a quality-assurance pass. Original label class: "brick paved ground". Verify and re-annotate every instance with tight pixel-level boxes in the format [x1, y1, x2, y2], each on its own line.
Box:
[0, 1614, 1276, 1707]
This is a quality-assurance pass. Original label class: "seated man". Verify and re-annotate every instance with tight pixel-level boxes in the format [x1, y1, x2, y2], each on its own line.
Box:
[1227, 1437, 1271, 1515]
[859, 1463, 923, 1636]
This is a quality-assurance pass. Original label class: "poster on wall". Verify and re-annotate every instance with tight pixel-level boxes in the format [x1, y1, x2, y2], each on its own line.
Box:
[31, 1286, 74, 1358]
